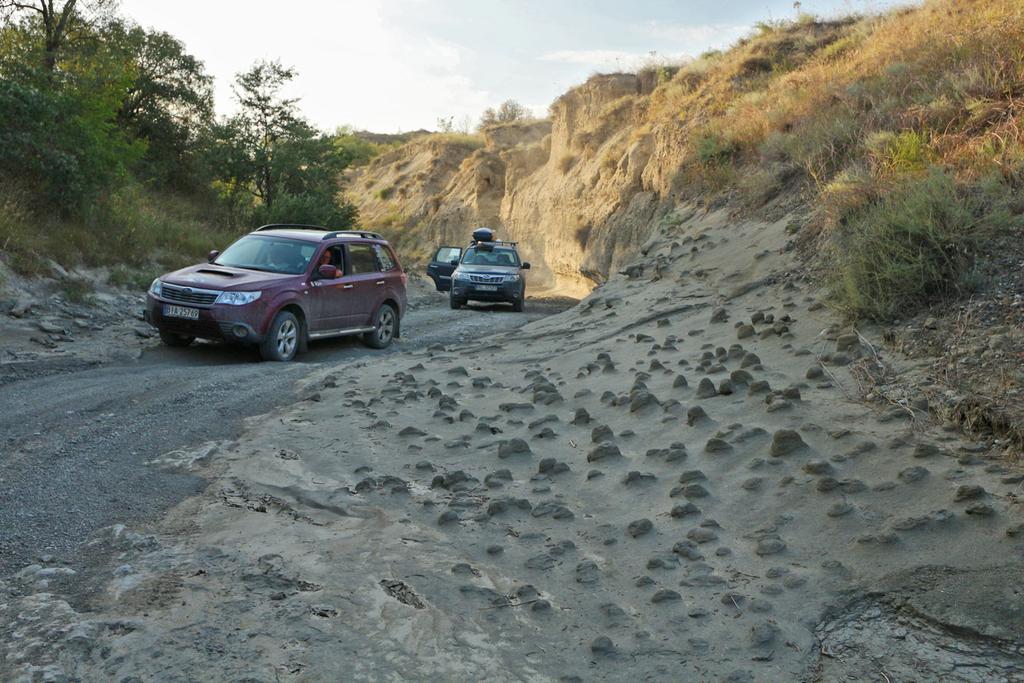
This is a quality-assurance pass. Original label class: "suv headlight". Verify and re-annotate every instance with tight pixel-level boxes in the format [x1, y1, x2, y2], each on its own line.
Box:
[453, 272, 469, 282]
[503, 273, 521, 283]
[149, 279, 162, 296]
[215, 290, 262, 305]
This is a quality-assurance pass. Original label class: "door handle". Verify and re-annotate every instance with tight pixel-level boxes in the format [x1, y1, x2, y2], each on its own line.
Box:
[375, 280, 385, 286]
[342, 284, 354, 290]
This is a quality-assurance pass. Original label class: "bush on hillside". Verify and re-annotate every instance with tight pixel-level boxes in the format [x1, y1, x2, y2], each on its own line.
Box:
[252, 192, 358, 228]
[828, 169, 1016, 320]
[695, 131, 739, 166]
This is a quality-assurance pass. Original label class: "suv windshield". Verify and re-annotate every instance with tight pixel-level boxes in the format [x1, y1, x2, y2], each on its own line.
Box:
[461, 247, 519, 267]
[215, 235, 316, 275]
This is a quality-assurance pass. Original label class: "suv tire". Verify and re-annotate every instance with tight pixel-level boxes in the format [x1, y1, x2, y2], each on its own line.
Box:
[260, 310, 300, 362]
[364, 303, 397, 349]
[450, 295, 464, 310]
[159, 331, 194, 347]
[512, 297, 524, 313]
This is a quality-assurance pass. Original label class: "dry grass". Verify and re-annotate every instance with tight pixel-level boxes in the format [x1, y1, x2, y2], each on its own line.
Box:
[423, 132, 485, 150]
[0, 183, 241, 282]
[602, 0, 1024, 320]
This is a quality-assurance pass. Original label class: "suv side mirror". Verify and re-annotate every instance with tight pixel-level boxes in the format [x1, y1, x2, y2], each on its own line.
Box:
[449, 259, 459, 266]
[316, 264, 339, 280]
[521, 262, 531, 270]
[207, 250, 220, 263]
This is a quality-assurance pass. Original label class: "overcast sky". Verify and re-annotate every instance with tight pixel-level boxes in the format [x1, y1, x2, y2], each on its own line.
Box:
[120, 0, 911, 134]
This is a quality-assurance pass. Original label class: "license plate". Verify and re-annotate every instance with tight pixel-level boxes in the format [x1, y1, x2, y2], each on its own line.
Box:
[163, 304, 200, 320]
[476, 285, 498, 291]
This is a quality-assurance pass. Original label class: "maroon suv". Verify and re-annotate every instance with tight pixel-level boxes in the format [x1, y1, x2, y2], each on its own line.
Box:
[145, 225, 408, 361]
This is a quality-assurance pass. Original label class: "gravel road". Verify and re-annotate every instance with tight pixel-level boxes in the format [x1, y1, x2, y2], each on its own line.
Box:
[0, 292, 575, 576]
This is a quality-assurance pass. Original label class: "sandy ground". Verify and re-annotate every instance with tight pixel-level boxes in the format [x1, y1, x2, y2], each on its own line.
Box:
[0, 266, 574, 577]
[2, 210, 1023, 682]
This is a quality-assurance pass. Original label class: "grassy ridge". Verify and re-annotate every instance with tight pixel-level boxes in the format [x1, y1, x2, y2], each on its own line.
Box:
[635, 0, 1023, 319]
[0, 184, 241, 288]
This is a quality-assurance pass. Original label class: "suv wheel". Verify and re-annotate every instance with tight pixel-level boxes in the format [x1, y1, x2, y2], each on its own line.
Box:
[260, 311, 300, 362]
[159, 331, 194, 347]
[364, 303, 397, 349]
[450, 294, 464, 310]
[512, 297, 525, 313]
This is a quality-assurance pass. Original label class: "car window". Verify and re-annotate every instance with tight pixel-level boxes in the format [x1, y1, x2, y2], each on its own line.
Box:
[434, 247, 461, 263]
[461, 247, 519, 266]
[347, 243, 379, 274]
[215, 236, 316, 275]
[317, 246, 345, 275]
[374, 244, 397, 271]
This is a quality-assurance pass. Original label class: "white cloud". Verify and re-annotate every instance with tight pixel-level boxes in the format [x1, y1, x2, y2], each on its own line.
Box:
[538, 22, 751, 72]
[120, 0, 493, 133]
[539, 49, 688, 71]
[116, 3, 755, 133]
[643, 21, 751, 48]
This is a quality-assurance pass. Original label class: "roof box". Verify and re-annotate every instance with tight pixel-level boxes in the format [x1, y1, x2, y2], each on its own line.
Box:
[471, 227, 495, 243]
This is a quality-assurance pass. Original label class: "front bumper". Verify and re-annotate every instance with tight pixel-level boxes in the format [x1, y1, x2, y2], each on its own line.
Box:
[451, 280, 523, 302]
[145, 295, 265, 344]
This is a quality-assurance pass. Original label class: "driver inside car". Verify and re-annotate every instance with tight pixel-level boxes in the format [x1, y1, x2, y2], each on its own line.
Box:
[265, 242, 299, 272]
[318, 247, 343, 277]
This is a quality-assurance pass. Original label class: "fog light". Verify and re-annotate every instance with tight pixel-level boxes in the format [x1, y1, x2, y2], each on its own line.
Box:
[232, 324, 248, 338]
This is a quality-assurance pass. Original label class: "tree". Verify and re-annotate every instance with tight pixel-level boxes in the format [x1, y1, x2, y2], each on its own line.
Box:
[0, 0, 117, 72]
[106, 21, 214, 187]
[478, 99, 530, 129]
[331, 126, 382, 168]
[435, 114, 454, 133]
[230, 59, 301, 209]
[206, 60, 357, 228]
[0, 11, 141, 214]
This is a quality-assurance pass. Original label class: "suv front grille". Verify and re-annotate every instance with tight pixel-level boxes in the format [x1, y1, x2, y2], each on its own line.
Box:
[161, 283, 221, 306]
[468, 274, 505, 284]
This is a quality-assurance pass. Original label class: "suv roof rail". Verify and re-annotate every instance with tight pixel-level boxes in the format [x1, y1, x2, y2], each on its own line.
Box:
[253, 224, 385, 240]
[255, 223, 330, 232]
[322, 230, 385, 240]
[473, 239, 518, 248]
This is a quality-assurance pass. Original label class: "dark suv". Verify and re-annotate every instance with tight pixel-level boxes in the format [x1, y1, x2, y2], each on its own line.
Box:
[145, 224, 407, 361]
[427, 231, 531, 312]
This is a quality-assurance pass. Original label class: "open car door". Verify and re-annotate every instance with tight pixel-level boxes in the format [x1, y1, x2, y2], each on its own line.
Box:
[426, 245, 462, 292]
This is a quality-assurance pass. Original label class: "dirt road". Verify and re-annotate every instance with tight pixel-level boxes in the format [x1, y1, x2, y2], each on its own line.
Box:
[2, 213, 1022, 682]
[0, 292, 576, 576]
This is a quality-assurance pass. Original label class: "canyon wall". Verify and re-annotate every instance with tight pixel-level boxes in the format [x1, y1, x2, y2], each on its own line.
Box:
[346, 73, 686, 296]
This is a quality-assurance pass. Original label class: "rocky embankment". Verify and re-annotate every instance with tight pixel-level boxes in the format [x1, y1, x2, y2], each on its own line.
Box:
[3, 208, 1021, 682]
[347, 72, 689, 296]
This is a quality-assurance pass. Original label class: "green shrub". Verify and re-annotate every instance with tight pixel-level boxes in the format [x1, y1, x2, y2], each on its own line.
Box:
[0, 51, 142, 216]
[109, 265, 158, 290]
[252, 192, 358, 229]
[829, 169, 1015, 320]
[695, 132, 739, 166]
[867, 130, 931, 173]
[0, 186, 45, 275]
[761, 109, 862, 185]
[60, 277, 95, 304]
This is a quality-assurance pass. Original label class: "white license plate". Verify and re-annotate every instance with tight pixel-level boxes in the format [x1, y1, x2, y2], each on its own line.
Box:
[476, 285, 498, 291]
[163, 304, 200, 320]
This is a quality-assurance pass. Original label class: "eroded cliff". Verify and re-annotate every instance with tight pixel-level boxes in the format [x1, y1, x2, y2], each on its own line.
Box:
[347, 73, 678, 296]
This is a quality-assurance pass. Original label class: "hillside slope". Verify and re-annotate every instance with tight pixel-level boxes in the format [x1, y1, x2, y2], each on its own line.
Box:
[349, 0, 1024, 444]
[350, 0, 1022, 291]
[348, 74, 668, 296]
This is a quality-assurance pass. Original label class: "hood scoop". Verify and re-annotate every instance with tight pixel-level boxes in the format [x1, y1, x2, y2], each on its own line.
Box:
[194, 268, 237, 277]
